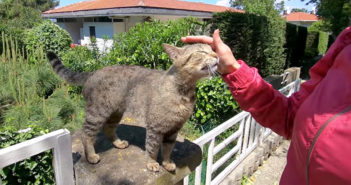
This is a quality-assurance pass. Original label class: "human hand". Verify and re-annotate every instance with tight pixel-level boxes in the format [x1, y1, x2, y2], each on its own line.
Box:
[181, 29, 240, 74]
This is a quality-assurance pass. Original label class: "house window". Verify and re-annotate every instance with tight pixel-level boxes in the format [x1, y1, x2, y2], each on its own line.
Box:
[113, 19, 124, 22]
[84, 17, 94, 22]
[57, 18, 64, 22]
[89, 26, 96, 38]
[94, 17, 112, 22]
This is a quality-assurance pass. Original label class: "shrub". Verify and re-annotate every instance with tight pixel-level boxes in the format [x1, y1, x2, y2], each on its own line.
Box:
[189, 77, 240, 132]
[25, 20, 72, 55]
[60, 45, 103, 72]
[0, 33, 84, 131]
[3, 87, 85, 131]
[0, 35, 60, 107]
[0, 125, 55, 185]
[108, 18, 205, 70]
[210, 12, 286, 77]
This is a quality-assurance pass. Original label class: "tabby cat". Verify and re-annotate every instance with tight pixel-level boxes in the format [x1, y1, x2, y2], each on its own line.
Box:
[47, 43, 218, 172]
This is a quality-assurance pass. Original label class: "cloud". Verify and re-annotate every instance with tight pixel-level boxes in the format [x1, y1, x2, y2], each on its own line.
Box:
[216, 0, 231, 7]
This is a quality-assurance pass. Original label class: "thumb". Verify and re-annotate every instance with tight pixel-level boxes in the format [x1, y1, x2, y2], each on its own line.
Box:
[213, 29, 224, 49]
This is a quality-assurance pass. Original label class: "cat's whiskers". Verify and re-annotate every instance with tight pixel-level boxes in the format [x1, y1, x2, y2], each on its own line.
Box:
[207, 63, 219, 77]
[206, 64, 212, 77]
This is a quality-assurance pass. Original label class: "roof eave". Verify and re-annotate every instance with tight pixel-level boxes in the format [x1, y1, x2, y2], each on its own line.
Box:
[287, 20, 318, 22]
[42, 7, 217, 19]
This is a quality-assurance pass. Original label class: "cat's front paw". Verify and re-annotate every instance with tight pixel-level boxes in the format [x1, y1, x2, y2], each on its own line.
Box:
[87, 154, 100, 164]
[113, 140, 129, 149]
[162, 161, 176, 172]
[147, 162, 160, 172]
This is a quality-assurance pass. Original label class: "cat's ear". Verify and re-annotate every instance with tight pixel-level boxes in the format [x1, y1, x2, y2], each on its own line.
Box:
[163, 44, 182, 61]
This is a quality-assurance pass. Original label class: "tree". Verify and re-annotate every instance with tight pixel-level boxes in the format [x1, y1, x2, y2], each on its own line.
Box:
[229, 0, 286, 74]
[308, 20, 331, 33]
[0, 0, 58, 20]
[230, 0, 244, 9]
[291, 8, 309, 12]
[0, 0, 59, 51]
[230, 0, 284, 16]
[302, 0, 351, 37]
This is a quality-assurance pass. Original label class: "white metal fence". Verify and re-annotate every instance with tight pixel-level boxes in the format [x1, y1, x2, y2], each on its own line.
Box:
[184, 79, 301, 185]
[0, 129, 74, 185]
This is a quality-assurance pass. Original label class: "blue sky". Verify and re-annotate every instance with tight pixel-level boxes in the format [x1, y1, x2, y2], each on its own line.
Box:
[58, 0, 315, 12]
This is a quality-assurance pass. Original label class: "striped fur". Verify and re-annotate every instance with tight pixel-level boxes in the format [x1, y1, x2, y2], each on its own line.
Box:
[46, 52, 92, 85]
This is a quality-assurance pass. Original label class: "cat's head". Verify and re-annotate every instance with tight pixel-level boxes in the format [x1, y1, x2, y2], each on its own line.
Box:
[163, 43, 219, 78]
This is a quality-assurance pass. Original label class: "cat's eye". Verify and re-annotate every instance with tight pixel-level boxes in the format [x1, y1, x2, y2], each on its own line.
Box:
[197, 51, 208, 54]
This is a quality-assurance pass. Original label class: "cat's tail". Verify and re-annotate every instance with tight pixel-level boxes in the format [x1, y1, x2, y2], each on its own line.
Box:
[46, 51, 92, 85]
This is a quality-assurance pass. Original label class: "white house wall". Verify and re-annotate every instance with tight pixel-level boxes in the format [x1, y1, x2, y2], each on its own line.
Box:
[126, 16, 145, 30]
[151, 15, 186, 22]
[57, 22, 83, 44]
[81, 22, 114, 52]
[55, 15, 204, 52]
[288, 21, 315, 27]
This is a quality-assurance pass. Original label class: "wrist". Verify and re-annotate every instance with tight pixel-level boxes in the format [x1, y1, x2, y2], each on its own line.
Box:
[222, 59, 240, 74]
[225, 64, 237, 74]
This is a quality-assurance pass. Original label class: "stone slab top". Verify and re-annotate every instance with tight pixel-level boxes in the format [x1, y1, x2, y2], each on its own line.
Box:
[72, 123, 202, 185]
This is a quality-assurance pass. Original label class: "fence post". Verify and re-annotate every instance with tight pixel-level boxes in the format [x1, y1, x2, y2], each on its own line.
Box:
[52, 129, 74, 185]
[195, 145, 204, 185]
[248, 117, 256, 147]
[205, 139, 215, 185]
[242, 116, 251, 154]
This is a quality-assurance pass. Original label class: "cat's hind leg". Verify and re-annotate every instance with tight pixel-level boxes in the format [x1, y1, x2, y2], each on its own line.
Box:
[162, 132, 177, 172]
[103, 120, 129, 149]
[145, 129, 162, 172]
[81, 107, 109, 164]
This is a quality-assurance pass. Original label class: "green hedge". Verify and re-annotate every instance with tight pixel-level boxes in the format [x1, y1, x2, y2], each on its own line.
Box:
[286, 22, 329, 70]
[318, 31, 329, 55]
[285, 23, 307, 67]
[305, 30, 329, 57]
[305, 31, 319, 58]
[210, 11, 286, 77]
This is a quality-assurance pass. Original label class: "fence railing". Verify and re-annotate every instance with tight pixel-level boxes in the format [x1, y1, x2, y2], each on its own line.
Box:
[184, 79, 301, 185]
[0, 129, 74, 185]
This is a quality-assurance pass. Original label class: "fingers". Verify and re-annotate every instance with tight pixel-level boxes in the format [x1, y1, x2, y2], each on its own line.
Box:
[213, 29, 224, 48]
[181, 36, 213, 45]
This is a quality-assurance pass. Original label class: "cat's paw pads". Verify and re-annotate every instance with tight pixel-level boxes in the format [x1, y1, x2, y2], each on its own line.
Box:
[162, 161, 176, 172]
[87, 154, 100, 164]
[147, 162, 160, 172]
[113, 140, 129, 149]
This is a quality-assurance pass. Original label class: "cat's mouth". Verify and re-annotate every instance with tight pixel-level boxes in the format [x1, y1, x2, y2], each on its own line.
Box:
[201, 62, 218, 72]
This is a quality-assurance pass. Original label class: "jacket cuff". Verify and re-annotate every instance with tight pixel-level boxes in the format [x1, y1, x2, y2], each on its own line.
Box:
[221, 60, 255, 89]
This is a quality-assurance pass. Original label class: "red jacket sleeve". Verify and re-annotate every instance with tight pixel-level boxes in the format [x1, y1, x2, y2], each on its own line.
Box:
[221, 27, 351, 139]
